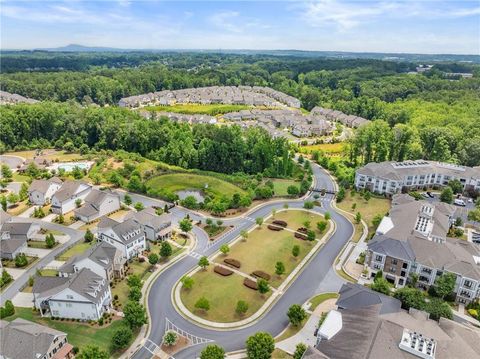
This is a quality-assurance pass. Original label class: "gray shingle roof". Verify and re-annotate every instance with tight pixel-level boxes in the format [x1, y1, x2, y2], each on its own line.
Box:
[337, 283, 402, 315]
[28, 177, 62, 195]
[0, 238, 26, 255]
[59, 241, 119, 274]
[0, 318, 66, 359]
[53, 180, 90, 202]
[124, 207, 171, 232]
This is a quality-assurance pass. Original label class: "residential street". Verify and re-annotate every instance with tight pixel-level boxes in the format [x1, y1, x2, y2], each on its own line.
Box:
[131, 162, 354, 359]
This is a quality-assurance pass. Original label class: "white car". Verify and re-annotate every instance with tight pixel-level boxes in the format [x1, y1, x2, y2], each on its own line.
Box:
[454, 199, 466, 206]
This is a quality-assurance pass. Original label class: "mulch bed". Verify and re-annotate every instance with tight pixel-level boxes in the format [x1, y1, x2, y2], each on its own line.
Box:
[251, 270, 271, 281]
[214, 266, 233, 276]
[267, 224, 283, 231]
[297, 227, 308, 233]
[161, 335, 190, 355]
[272, 220, 288, 227]
[224, 258, 241, 268]
[294, 232, 308, 240]
[243, 278, 258, 290]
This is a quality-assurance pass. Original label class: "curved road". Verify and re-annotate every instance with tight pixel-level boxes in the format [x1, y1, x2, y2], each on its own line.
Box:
[132, 163, 354, 358]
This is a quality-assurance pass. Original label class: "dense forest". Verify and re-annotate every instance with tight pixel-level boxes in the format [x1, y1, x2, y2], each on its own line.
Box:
[1, 52, 479, 167]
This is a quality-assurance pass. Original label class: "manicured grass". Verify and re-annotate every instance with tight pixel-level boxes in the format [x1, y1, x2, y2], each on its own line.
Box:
[271, 179, 299, 197]
[4, 307, 134, 357]
[275, 315, 310, 342]
[108, 209, 131, 221]
[12, 173, 30, 182]
[309, 292, 339, 310]
[5, 150, 85, 162]
[146, 173, 246, 198]
[268, 209, 330, 236]
[57, 240, 96, 261]
[271, 349, 294, 358]
[203, 225, 227, 238]
[144, 103, 252, 115]
[180, 267, 271, 323]
[28, 240, 58, 249]
[1, 256, 36, 268]
[336, 190, 391, 239]
[39, 269, 59, 276]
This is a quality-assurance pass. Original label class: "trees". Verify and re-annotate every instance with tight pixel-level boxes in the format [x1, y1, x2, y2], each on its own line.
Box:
[294, 343, 307, 359]
[160, 241, 173, 258]
[126, 274, 142, 288]
[287, 304, 307, 326]
[440, 187, 453, 204]
[425, 298, 453, 320]
[0, 300, 15, 318]
[200, 344, 226, 359]
[179, 217, 193, 234]
[372, 214, 383, 229]
[163, 331, 177, 346]
[355, 212, 362, 224]
[287, 185, 300, 197]
[255, 217, 264, 227]
[316, 221, 327, 233]
[198, 256, 209, 270]
[336, 187, 345, 202]
[111, 326, 133, 350]
[324, 212, 331, 221]
[45, 233, 56, 249]
[433, 272, 456, 299]
[19, 182, 28, 201]
[220, 244, 230, 256]
[180, 195, 198, 209]
[6, 192, 19, 206]
[394, 287, 425, 310]
[148, 253, 159, 266]
[240, 230, 249, 241]
[123, 194, 132, 205]
[371, 277, 391, 295]
[245, 332, 275, 359]
[257, 279, 270, 295]
[75, 198, 82, 208]
[195, 297, 210, 311]
[275, 261, 285, 276]
[306, 230, 315, 241]
[236, 300, 249, 316]
[134, 202, 144, 211]
[77, 345, 109, 359]
[128, 286, 142, 302]
[123, 300, 147, 329]
[303, 201, 314, 209]
[15, 253, 28, 268]
[181, 275, 194, 290]
[448, 179, 463, 194]
[0, 165, 12, 180]
[292, 245, 300, 258]
[0, 269, 13, 289]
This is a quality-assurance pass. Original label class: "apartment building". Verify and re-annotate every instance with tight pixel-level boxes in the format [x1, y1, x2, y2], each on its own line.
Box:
[355, 160, 480, 195]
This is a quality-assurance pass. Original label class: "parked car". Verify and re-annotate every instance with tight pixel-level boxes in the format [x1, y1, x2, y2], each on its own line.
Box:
[454, 199, 466, 206]
[426, 191, 435, 198]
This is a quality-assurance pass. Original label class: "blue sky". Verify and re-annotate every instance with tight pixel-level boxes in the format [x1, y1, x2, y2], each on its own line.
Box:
[1, 1, 479, 54]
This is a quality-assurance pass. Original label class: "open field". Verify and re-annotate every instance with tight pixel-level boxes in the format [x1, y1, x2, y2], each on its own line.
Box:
[146, 173, 246, 198]
[271, 179, 299, 196]
[3, 307, 134, 357]
[144, 103, 252, 115]
[57, 240, 96, 261]
[180, 266, 271, 323]
[299, 143, 346, 156]
[336, 190, 391, 239]
[5, 150, 86, 162]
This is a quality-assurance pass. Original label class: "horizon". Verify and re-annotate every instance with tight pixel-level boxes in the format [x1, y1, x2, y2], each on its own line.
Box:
[1, 0, 479, 55]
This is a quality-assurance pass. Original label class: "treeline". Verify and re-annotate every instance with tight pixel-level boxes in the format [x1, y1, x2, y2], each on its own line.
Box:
[0, 102, 294, 176]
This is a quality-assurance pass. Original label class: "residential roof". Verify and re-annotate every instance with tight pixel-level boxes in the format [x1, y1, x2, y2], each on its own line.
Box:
[33, 268, 108, 305]
[98, 216, 144, 245]
[0, 238, 26, 255]
[0, 318, 66, 359]
[0, 222, 37, 240]
[59, 241, 120, 274]
[336, 283, 402, 315]
[28, 177, 62, 195]
[0, 211, 12, 225]
[53, 180, 90, 202]
[124, 207, 171, 232]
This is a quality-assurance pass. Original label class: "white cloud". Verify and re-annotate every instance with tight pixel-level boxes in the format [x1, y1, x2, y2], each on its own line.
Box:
[209, 11, 243, 33]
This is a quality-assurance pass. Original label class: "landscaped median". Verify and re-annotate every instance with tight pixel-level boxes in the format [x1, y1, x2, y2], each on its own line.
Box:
[173, 209, 335, 329]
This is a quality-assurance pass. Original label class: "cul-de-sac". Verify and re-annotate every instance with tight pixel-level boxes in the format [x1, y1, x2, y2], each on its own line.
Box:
[1, 2, 480, 359]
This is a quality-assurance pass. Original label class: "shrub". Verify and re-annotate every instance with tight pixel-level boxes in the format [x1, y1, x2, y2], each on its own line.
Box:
[15, 254, 28, 268]
[257, 279, 270, 295]
[163, 331, 177, 346]
[287, 304, 307, 326]
[195, 297, 210, 311]
[224, 258, 241, 268]
[111, 326, 133, 350]
[214, 266, 233, 276]
[252, 270, 271, 281]
[243, 278, 258, 290]
[0, 300, 15, 319]
[200, 344, 226, 359]
[468, 308, 478, 318]
[236, 300, 249, 316]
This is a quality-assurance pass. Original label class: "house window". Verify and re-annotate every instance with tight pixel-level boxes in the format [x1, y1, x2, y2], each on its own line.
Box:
[81, 312, 85, 318]
[392, 259, 398, 265]
[375, 255, 383, 262]
[67, 295, 73, 299]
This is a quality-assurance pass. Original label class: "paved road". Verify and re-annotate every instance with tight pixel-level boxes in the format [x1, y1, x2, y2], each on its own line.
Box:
[132, 162, 354, 359]
[0, 218, 84, 305]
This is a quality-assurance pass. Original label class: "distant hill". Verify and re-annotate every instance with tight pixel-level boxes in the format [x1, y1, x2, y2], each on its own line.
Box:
[37, 44, 126, 52]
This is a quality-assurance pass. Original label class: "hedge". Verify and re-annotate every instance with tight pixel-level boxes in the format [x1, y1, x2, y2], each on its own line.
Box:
[243, 278, 258, 290]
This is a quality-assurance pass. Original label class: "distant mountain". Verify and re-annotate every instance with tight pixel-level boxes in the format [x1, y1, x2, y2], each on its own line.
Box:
[37, 44, 128, 52]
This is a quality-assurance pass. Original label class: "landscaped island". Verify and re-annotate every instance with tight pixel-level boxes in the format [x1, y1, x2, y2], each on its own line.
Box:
[178, 209, 331, 323]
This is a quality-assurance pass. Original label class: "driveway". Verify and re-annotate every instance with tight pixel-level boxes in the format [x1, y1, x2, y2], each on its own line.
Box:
[24, 247, 51, 259]
[3, 267, 26, 281]
[11, 292, 34, 308]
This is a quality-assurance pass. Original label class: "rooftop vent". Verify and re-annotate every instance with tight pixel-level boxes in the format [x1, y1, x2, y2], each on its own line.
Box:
[399, 328, 436, 359]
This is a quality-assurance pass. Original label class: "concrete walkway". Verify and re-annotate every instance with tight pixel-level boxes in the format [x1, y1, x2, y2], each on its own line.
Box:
[276, 313, 320, 354]
[12, 292, 34, 307]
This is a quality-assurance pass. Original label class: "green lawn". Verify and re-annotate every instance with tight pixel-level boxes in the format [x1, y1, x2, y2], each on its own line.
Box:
[309, 292, 339, 310]
[7, 200, 30, 216]
[39, 269, 59, 276]
[146, 173, 246, 198]
[1, 256, 36, 269]
[4, 307, 135, 357]
[275, 315, 310, 342]
[144, 103, 252, 115]
[203, 225, 227, 238]
[271, 179, 299, 197]
[12, 173, 31, 182]
[180, 267, 271, 323]
[28, 240, 59, 249]
[57, 240, 96, 261]
[271, 349, 294, 358]
[268, 209, 330, 236]
[336, 190, 391, 239]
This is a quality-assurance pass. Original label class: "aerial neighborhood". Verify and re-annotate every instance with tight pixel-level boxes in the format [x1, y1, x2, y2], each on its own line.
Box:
[1, 46, 479, 359]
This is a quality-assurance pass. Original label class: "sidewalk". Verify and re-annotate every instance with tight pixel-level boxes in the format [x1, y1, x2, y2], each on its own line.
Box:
[276, 313, 320, 354]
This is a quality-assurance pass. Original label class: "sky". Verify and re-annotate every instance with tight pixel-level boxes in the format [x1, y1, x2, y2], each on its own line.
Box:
[1, 0, 479, 54]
